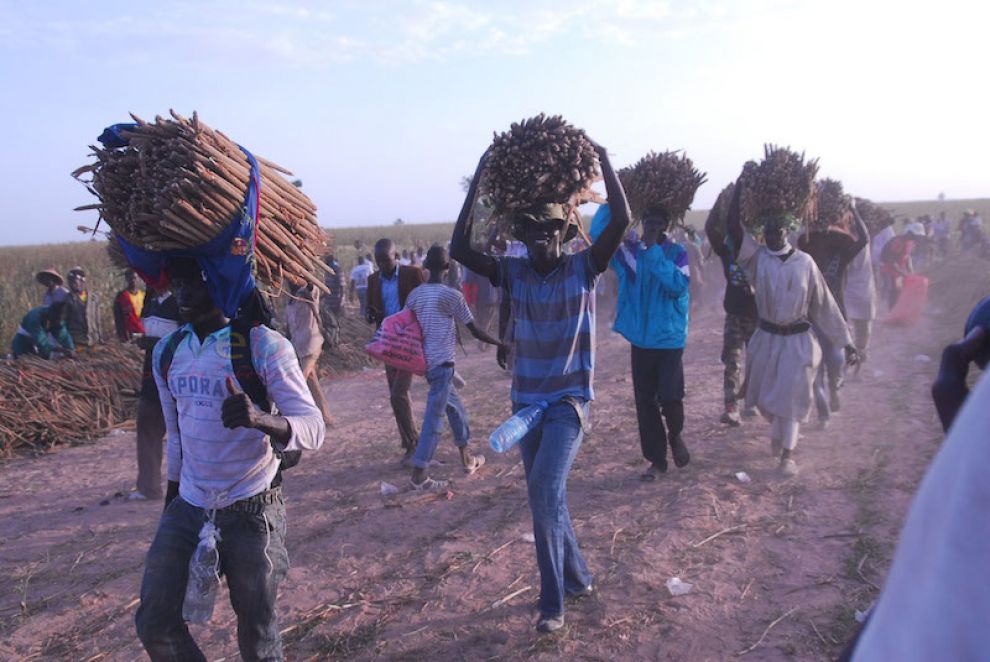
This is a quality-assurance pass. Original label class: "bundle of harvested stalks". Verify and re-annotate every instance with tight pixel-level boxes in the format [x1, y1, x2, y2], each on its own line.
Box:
[0, 344, 143, 456]
[481, 114, 600, 226]
[72, 110, 328, 294]
[741, 145, 819, 226]
[811, 178, 852, 232]
[854, 197, 896, 235]
[618, 150, 707, 223]
[704, 182, 736, 237]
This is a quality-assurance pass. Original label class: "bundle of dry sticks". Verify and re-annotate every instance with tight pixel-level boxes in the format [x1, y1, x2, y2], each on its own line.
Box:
[854, 197, 896, 235]
[619, 150, 707, 223]
[72, 110, 329, 294]
[0, 344, 143, 455]
[739, 145, 819, 228]
[810, 178, 852, 232]
[704, 182, 737, 237]
[481, 114, 602, 233]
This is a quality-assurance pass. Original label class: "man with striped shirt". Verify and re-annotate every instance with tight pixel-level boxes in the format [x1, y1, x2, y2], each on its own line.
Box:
[451, 139, 631, 633]
[403, 245, 504, 490]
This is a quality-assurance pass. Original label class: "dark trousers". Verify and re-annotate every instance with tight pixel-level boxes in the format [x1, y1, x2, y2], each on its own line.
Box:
[386, 365, 419, 453]
[631, 345, 685, 469]
[136, 396, 166, 499]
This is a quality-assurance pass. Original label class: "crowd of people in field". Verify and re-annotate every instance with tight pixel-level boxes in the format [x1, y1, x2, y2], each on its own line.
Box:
[9, 161, 990, 659]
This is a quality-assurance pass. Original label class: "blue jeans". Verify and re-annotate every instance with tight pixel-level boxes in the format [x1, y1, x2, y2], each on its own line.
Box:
[135, 496, 289, 661]
[516, 399, 593, 618]
[412, 364, 470, 469]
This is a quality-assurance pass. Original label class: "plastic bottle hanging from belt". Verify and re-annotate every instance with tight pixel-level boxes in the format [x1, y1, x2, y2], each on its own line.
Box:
[183, 519, 222, 624]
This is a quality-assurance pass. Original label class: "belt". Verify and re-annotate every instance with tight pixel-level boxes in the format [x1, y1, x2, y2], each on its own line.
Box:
[219, 486, 284, 515]
[758, 319, 810, 336]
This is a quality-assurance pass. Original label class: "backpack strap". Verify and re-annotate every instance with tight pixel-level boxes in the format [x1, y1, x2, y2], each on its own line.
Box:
[158, 329, 191, 384]
[228, 317, 271, 413]
[228, 318, 301, 482]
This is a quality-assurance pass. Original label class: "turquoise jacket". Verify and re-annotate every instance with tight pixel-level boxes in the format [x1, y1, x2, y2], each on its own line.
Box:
[13, 306, 75, 358]
[591, 204, 691, 349]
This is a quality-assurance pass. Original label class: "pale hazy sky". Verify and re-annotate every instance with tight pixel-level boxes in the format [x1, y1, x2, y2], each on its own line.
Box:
[1, 0, 986, 245]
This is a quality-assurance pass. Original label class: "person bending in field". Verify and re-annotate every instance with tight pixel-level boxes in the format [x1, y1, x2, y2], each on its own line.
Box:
[11, 301, 73, 359]
[403, 245, 504, 490]
[135, 257, 324, 661]
[451, 139, 631, 633]
[726, 184, 858, 476]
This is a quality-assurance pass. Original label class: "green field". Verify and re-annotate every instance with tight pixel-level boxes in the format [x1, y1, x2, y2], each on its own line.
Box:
[3, 198, 987, 353]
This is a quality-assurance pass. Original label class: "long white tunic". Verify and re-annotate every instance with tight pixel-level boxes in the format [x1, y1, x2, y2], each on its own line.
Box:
[844, 244, 877, 322]
[737, 233, 853, 421]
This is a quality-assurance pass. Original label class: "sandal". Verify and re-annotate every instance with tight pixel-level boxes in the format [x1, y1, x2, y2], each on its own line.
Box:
[465, 454, 486, 475]
[409, 476, 449, 492]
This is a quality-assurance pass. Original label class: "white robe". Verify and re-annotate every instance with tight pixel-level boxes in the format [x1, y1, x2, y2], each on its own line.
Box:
[843, 244, 877, 322]
[737, 233, 853, 421]
[853, 369, 990, 661]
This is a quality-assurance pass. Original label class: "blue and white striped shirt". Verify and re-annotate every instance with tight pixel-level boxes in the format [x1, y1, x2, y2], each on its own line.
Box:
[153, 324, 325, 509]
[495, 250, 600, 405]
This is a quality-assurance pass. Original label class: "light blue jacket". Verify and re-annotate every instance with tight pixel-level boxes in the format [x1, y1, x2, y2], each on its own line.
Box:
[591, 204, 690, 349]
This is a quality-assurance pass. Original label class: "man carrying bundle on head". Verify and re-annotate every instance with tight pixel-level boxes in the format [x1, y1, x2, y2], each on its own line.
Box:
[403, 245, 505, 491]
[451, 114, 631, 633]
[706, 184, 759, 426]
[726, 148, 859, 476]
[366, 237, 427, 463]
[135, 256, 325, 661]
[593, 150, 706, 480]
[797, 181, 870, 425]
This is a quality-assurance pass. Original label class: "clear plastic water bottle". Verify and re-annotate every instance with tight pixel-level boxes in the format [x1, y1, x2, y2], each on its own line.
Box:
[489, 401, 548, 453]
[182, 521, 221, 624]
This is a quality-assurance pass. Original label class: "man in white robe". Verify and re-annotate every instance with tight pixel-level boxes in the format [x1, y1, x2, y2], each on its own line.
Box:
[728, 188, 859, 475]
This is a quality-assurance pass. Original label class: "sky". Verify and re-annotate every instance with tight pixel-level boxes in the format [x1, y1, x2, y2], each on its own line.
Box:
[1, 0, 987, 245]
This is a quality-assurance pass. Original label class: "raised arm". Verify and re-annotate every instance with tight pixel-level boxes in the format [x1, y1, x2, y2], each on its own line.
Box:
[450, 151, 498, 281]
[726, 181, 744, 252]
[590, 143, 632, 274]
[848, 202, 870, 257]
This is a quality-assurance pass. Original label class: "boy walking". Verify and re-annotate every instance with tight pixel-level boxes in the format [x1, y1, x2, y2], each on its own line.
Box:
[403, 246, 503, 490]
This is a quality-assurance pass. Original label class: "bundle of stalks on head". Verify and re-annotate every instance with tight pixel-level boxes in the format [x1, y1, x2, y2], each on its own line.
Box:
[811, 178, 852, 232]
[854, 197, 896, 235]
[740, 145, 819, 228]
[480, 113, 602, 237]
[618, 150, 707, 225]
[705, 182, 736, 237]
[71, 110, 329, 294]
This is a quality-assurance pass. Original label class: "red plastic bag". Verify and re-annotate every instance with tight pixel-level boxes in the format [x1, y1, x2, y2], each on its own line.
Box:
[884, 274, 929, 327]
[365, 308, 427, 375]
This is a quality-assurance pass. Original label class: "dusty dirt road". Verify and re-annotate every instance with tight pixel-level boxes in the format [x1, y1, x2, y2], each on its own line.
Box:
[1, 258, 984, 661]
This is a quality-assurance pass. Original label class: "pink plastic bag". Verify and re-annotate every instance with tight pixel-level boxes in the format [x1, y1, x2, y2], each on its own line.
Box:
[885, 274, 929, 327]
[365, 308, 427, 375]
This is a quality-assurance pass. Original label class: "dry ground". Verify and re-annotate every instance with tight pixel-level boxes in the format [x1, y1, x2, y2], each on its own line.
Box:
[1, 257, 985, 661]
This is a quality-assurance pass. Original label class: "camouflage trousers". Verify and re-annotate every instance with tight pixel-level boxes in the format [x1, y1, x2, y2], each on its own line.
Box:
[721, 313, 758, 407]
